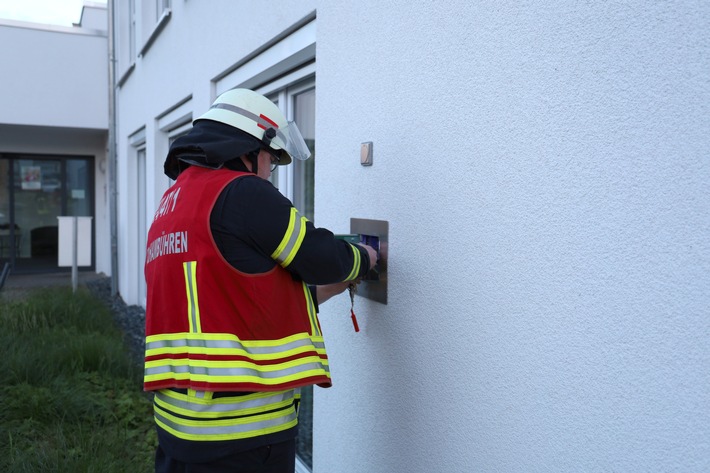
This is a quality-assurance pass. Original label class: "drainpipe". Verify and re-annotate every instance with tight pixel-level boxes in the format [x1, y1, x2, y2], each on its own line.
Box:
[107, 0, 119, 296]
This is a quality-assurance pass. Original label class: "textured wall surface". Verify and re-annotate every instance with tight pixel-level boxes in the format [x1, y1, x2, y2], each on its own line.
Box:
[314, 1, 709, 472]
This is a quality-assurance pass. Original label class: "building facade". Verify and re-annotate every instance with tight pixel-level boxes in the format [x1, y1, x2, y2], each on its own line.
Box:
[3, 1, 708, 471]
[110, 2, 710, 472]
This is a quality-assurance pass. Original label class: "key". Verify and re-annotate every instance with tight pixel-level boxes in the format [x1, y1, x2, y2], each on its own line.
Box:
[348, 284, 360, 332]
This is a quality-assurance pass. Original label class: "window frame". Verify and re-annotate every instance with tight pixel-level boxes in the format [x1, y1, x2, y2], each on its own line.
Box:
[157, 96, 193, 188]
[208, 16, 317, 469]
[256, 76, 316, 472]
[139, 0, 172, 57]
[256, 73, 315, 210]
[129, 128, 147, 306]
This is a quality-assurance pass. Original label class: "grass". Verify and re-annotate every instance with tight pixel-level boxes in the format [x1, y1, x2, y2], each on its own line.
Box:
[0, 287, 156, 472]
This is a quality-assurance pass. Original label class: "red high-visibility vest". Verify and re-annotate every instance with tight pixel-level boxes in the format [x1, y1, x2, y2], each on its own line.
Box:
[144, 166, 330, 392]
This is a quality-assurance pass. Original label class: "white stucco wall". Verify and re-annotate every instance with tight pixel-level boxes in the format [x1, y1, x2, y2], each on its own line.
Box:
[314, 2, 709, 472]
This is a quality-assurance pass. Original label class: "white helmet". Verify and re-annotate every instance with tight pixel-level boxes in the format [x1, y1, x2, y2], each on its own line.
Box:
[195, 88, 311, 165]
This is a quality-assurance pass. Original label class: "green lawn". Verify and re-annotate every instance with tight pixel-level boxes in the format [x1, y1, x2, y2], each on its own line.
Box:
[0, 287, 155, 472]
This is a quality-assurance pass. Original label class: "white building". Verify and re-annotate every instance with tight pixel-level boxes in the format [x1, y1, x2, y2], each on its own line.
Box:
[0, 2, 110, 275]
[4, 1, 710, 471]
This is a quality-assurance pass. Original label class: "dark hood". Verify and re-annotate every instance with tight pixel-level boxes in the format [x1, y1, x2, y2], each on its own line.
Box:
[164, 119, 261, 179]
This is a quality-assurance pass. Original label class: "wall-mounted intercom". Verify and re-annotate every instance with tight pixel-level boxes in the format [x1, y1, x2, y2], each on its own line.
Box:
[336, 218, 388, 304]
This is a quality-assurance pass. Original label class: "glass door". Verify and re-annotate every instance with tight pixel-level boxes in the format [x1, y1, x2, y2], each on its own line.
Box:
[0, 154, 94, 273]
[137, 147, 147, 305]
[291, 86, 315, 221]
[0, 159, 16, 262]
[15, 158, 62, 267]
[65, 159, 92, 217]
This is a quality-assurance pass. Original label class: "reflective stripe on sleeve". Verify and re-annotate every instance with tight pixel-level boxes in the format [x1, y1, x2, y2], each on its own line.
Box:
[343, 243, 361, 281]
[271, 208, 307, 268]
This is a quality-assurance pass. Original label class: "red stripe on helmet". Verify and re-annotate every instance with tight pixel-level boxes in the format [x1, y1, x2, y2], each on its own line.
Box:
[260, 114, 279, 128]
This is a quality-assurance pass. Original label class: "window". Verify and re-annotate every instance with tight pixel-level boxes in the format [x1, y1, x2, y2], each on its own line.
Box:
[116, 0, 137, 85]
[260, 78, 316, 470]
[212, 14, 316, 211]
[129, 129, 147, 305]
[213, 16, 317, 469]
[157, 96, 193, 187]
[136, 147, 147, 304]
[66, 160, 92, 217]
[168, 123, 191, 146]
[0, 154, 94, 271]
[261, 79, 316, 220]
[166, 121, 192, 187]
[292, 87, 315, 221]
[139, 0, 172, 57]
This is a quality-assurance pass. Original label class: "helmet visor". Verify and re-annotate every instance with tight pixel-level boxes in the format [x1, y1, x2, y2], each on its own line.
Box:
[275, 121, 311, 161]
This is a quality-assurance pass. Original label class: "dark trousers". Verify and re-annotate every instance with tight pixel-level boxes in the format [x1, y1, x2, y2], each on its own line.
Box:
[155, 439, 296, 473]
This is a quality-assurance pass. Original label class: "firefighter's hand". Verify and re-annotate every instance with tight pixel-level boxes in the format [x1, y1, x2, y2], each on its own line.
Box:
[357, 244, 378, 270]
[316, 281, 353, 305]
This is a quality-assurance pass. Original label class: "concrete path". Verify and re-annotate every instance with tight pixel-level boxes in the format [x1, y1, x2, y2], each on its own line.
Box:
[0, 270, 108, 301]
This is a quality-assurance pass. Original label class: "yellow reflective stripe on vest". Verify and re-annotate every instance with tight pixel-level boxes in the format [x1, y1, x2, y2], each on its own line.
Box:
[343, 243, 361, 281]
[187, 389, 212, 400]
[271, 208, 307, 268]
[183, 261, 202, 333]
[144, 355, 330, 386]
[154, 393, 298, 441]
[155, 389, 296, 419]
[302, 283, 320, 337]
[146, 332, 327, 360]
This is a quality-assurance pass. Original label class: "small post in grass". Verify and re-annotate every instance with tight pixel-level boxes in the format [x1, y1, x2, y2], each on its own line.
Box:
[58, 216, 93, 293]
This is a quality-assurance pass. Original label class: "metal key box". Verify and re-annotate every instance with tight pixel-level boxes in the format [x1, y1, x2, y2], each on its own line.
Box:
[335, 218, 388, 304]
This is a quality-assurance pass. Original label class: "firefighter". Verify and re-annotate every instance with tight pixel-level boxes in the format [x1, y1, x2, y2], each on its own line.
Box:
[144, 88, 377, 472]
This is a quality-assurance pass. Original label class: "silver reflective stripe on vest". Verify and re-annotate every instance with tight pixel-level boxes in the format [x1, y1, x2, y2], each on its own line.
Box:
[154, 404, 297, 439]
[155, 389, 295, 415]
[145, 357, 329, 380]
[145, 335, 326, 357]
